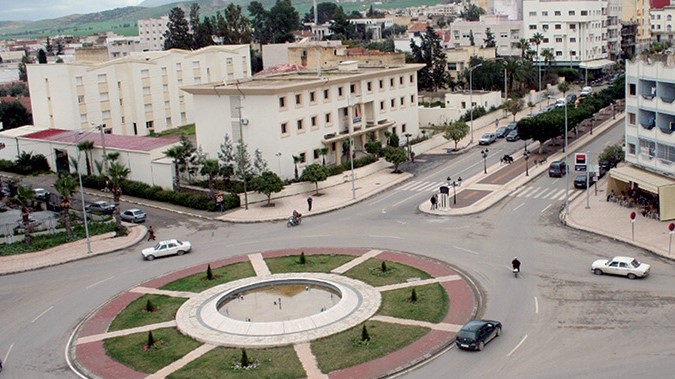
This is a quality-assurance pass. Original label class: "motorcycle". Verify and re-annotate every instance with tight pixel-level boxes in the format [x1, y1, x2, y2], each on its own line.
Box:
[513, 267, 519, 278]
[287, 215, 302, 227]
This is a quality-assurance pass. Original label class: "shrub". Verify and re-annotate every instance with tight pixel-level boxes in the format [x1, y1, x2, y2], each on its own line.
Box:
[1, 152, 51, 175]
[145, 299, 156, 312]
[206, 264, 213, 280]
[410, 288, 418, 303]
[299, 252, 306, 265]
[361, 324, 370, 342]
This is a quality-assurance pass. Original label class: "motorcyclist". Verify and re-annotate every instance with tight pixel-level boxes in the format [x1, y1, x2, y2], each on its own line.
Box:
[512, 257, 521, 272]
[291, 210, 302, 225]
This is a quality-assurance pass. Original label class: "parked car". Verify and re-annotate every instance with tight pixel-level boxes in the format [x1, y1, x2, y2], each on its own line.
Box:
[505, 130, 520, 141]
[505, 122, 518, 134]
[86, 200, 115, 215]
[591, 256, 650, 279]
[142, 239, 192, 261]
[14, 217, 43, 233]
[599, 160, 611, 177]
[121, 208, 146, 223]
[455, 320, 502, 351]
[574, 172, 597, 189]
[495, 126, 508, 138]
[566, 94, 577, 104]
[548, 161, 567, 177]
[580, 86, 593, 97]
[33, 188, 50, 201]
[555, 98, 567, 108]
[479, 132, 497, 145]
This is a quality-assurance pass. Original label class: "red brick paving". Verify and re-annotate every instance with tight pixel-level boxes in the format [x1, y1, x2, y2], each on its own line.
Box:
[76, 341, 146, 379]
[455, 189, 491, 207]
[78, 292, 143, 336]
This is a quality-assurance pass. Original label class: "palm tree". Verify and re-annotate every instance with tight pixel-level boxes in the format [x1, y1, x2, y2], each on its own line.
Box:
[515, 38, 530, 59]
[541, 48, 555, 69]
[14, 185, 34, 245]
[108, 161, 131, 233]
[200, 159, 220, 199]
[76, 141, 94, 176]
[531, 32, 544, 91]
[319, 147, 329, 166]
[503, 58, 520, 94]
[292, 155, 301, 180]
[54, 175, 77, 239]
[164, 145, 187, 191]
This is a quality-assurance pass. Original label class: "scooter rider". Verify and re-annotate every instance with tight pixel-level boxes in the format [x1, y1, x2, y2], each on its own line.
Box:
[512, 257, 521, 272]
[291, 210, 302, 225]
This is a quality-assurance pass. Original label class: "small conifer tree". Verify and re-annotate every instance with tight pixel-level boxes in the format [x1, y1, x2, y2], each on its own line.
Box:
[206, 264, 213, 280]
[361, 324, 371, 341]
[147, 331, 155, 348]
[299, 251, 306, 264]
[240, 348, 250, 367]
[411, 288, 418, 303]
[381, 261, 388, 272]
[145, 299, 155, 312]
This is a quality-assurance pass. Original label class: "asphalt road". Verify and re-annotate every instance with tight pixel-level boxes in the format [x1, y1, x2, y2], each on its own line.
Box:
[1, 121, 674, 378]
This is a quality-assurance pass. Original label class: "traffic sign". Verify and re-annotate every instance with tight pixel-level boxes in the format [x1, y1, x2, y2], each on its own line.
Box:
[574, 153, 587, 172]
[575, 165, 587, 172]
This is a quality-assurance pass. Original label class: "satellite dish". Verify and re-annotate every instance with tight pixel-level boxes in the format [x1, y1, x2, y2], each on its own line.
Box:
[240, 118, 249, 126]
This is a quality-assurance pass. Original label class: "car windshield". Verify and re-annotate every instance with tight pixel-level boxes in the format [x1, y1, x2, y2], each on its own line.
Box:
[457, 330, 476, 339]
[176, 240, 183, 244]
[153, 243, 161, 249]
[630, 259, 640, 268]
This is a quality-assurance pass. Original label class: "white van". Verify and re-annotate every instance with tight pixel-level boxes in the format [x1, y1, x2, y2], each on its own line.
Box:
[580, 86, 593, 97]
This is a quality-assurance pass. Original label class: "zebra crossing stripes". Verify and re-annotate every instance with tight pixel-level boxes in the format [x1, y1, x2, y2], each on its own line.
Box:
[510, 186, 567, 201]
[398, 180, 446, 193]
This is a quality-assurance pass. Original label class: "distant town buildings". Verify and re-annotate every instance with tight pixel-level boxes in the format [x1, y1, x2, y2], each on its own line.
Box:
[137, 16, 169, 51]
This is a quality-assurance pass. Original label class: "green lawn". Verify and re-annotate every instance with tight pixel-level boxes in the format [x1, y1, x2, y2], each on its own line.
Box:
[168, 346, 305, 379]
[156, 123, 195, 137]
[378, 283, 449, 323]
[108, 294, 187, 332]
[311, 320, 430, 373]
[342, 258, 432, 287]
[265, 254, 355, 274]
[104, 328, 202, 374]
[0, 222, 116, 256]
[160, 261, 256, 292]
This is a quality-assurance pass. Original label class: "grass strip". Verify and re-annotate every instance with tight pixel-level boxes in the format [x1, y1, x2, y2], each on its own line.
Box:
[265, 253, 355, 274]
[160, 261, 256, 292]
[108, 294, 187, 332]
[342, 258, 432, 286]
[377, 283, 449, 323]
[0, 222, 115, 256]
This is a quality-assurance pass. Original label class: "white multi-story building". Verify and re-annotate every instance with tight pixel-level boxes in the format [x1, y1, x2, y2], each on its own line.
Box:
[650, 5, 675, 43]
[106, 35, 145, 59]
[523, 0, 609, 67]
[137, 16, 169, 51]
[610, 57, 675, 220]
[607, 0, 623, 59]
[182, 61, 424, 180]
[488, 0, 523, 20]
[621, 0, 651, 46]
[27, 45, 251, 136]
[449, 14, 522, 57]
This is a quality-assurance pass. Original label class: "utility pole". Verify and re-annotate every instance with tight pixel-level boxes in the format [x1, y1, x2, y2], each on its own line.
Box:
[236, 103, 249, 210]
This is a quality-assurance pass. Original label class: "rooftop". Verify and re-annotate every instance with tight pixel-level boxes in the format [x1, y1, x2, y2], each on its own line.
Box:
[20, 128, 179, 152]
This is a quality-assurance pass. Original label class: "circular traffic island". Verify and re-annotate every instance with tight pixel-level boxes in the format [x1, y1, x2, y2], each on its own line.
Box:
[71, 248, 477, 379]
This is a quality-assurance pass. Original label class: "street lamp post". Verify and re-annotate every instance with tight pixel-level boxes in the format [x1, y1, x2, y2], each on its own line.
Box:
[481, 148, 489, 174]
[564, 93, 569, 214]
[348, 95, 361, 200]
[469, 63, 483, 144]
[524, 150, 530, 176]
[447, 176, 462, 205]
[275, 152, 282, 176]
[77, 152, 92, 254]
[236, 104, 249, 210]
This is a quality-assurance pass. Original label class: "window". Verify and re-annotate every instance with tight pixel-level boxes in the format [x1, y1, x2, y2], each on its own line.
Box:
[380, 101, 385, 110]
[100, 92, 109, 101]
[542, 24, 549, 30]
[164, 100, 170, 108]
[146, 121, 154, 129]
[76, 76, 83, 85]
[543, 38, 549, 43]
[161, 67, 167, 75]
[555, 24, 561, 29]
[570, 24, 576, 30]
[554, 11, 561, 16]
[629, 83, 636, 95]
[309, 91, 316, 102]
[628, 143, 636, 154]
[144, 103, 152, 112]
[226, 57, 232, 65]
[338, 87, 343, 97]
[400, 96, 405, 106]
[180, 112, 186, 122]
[657, 143, 675, 162]
[367, 82, 372, 91]
[311, 116, 317, 127]
[97, 74, 106, 83]
[529, 11, 537, 16]
[176, 63, 182, 71]
[569, 11, 575, 16]
[529, 25, 537, 30]
[325, 112, 331, 124]
[143, 86, 151, 96]
[102, 110, 111, 119]
[410, 94, 415, 104]
[141, 69, 149, 78]
[297, 119, 304, 131]
[279, 96, 286, 108]
[556, 37, 563, 43]
[350, 84, 355, 93]
[628, 112, 636, 124]
[390, 78, 394, 87]
[542, 11, 548, 16]
[556, 51, 562, 57]
[570, 37, 576, 42]
[77, 95, 84, 104]
[399, 76, 403, 85]
[313, 149, 320, 160]
[179, 95, 184, 103]
[409, 74, 414, 83]
[581, 10, 588, 16]
[299, 153, 306, 163]
[295, 94, 302, 105]
[281, 122, 288, 134]
[323, 89, 330, 100]
[570, 51, 576, 56]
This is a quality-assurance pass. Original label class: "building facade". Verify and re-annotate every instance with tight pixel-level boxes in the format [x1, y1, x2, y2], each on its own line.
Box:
[137, 16, 169, 51]
[650, 5, 675, 43]
[182, 62, 424, 180]
[27, 45, 251, 136]
[262, 41, 405, 70]
[444, 46, 497, 80]
[523, 0, 609, 67]
[449, 15, 522, 57]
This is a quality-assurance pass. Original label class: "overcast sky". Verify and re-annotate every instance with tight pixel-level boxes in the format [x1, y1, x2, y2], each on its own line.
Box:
[3, 0, 143, 22]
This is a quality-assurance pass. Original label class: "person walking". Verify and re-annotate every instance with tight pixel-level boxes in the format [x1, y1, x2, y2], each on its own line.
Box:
[147, 225, 156, 241]
[430, 194, 438, 210]
[307, 196, 313, 211]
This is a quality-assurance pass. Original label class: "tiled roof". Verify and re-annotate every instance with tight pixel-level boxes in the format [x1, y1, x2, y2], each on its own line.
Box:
[21, 129, 179, 152]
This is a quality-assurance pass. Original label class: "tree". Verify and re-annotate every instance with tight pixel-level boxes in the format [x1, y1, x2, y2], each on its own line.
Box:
[108, 161, 130, 234]
[189, 3, 214, 49]
[361, 324, 371, 342]
[443, 121, 470, 150]
[300, 163, 329, 195]
[459, 4, 485, 21]
[541, 48, 555, 69]
[0, 100, 32, 130]
[77, 141, 94, 176]
[250, 171, 284, 206]
[383, 146, 408, 173]
[199, 159, 220, 200]
[483, 28, 495, 48]
[504, 98, 524, 121]
[304, 3, 340, 24]
[45, 37, 53, 55]
[54, 175, 77, 240]
[164, 7, 192, 50]
[37, 49, 47, 64]
[515, 38, 530, 59]
[366, 5, 383, 18]
[410, 25, 448, 92]
[56, 39, 64, 55]
[218, 134, 236, 184]
[163, 135, 196, 191]
[329, 6, 357, 40]
[252, 149, 268, 176]
[319, 147, 329, 165]
[599, 144, 625, 167]
[216, 4, 252, 44]
[248, 1, 272, 44]
[18, 51, 33, 82]
[292, 155, 301, 180]
[14, 185, 34, 245]
[269, 0, 300, 43]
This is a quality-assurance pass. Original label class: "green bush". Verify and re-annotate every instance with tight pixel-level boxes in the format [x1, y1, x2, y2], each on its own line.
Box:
[0, 153, 51, 175]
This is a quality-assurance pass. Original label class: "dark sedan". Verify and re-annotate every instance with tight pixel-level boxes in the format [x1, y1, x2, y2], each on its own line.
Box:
[456, 320, 502, 351]
[574, 172, 597, 189]
[495, 126, 508, 138]
[505, 130, 520, 141]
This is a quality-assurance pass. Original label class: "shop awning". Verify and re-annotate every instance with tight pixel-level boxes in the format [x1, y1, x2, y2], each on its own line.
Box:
[579, 59, 616, 70]
[609, 165, 675, 194]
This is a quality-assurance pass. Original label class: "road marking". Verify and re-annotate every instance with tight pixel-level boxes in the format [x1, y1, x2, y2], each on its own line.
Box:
[391, 196, 412, 208]
[454, 246, 480, 255]
[541, 204, 552, 213]
[507, 334, 528, 357]
[32, 305, 54, 323]
[4, 342, 14, 365]
[534, 296, 539, 314]
[86, 275, 115, 289]
[367, 235, 402, 239]
[512, 203, 525, 211]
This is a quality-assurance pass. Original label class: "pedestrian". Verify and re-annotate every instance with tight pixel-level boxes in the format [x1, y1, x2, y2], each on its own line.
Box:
[495, 118, 499, 128]
[430, 194, 437, 210]
[147, 225, 156, 241]
[410, 151, 416, 163]
[307, 196, 313, 211]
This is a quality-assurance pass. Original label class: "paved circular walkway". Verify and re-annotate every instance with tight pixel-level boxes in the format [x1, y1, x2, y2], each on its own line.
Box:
[70, 248, 478, 379]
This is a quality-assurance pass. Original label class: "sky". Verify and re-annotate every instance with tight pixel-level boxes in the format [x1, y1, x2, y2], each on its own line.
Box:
[2, 0, 144, 22]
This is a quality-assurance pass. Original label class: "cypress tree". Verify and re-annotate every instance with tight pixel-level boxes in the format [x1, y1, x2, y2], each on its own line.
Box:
[206, 264, 213, 280]
[361, 324, 370, 341]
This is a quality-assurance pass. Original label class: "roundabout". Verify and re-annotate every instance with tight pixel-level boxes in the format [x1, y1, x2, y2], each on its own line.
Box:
[70, 248, 478, 379]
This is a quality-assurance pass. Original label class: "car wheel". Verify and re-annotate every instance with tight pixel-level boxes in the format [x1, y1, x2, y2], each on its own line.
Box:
[146, 255, 155, 261]
[496, 327, 502, 337]
[627, 273, 637, 280]
[177, 250, 185, 256]
[478, 341, 484, 351]
[593, 269, 603, 275]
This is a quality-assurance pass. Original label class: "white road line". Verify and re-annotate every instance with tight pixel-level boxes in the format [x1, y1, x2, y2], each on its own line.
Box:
[507, 335, 528, 357]
[528, 187, 546, 198]
[540, 204, 553, 213]
[518, 186, 536, 197]
[397, 181, 418, 190]
[510, 186, 527, 196]
[408, 181, 432, 191]
[453, 246, 480, 255]
[534, 296, 539, 314]
[419, 182, 443, 192]
[512, 203, 525, 212]
[551, 188, 566, 200]
[4, 342, 14, 365]
[86, 275, 115, 289]
[32, 305, 54, 323]
[367, 235, 402, 239]
[532, 188, 549, 199]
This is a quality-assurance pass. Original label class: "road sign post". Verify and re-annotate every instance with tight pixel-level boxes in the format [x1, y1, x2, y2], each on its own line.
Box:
[630, 212, 636, 241]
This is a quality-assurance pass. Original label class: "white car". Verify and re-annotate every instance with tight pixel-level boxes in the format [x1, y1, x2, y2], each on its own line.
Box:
[591, 256, 650, 279]
[33, 188, 50, 200]
[555, 98, 567, 108]
[142, 239, 191, 261]
[479, 132, 497, 145]
[580, 86, 593, 97]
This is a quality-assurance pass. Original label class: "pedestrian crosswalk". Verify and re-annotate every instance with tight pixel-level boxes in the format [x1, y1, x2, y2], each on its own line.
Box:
[509, 186, 567, 201]
[397, 180, 448, 193]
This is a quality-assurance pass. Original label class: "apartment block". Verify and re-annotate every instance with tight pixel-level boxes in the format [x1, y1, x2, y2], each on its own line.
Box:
[137, 16, 169, 51]
[27, 45, 251, 136]
[182, 61, 424, 180]
[449, 14, 522, 57]
[650, 5, 675, 43]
